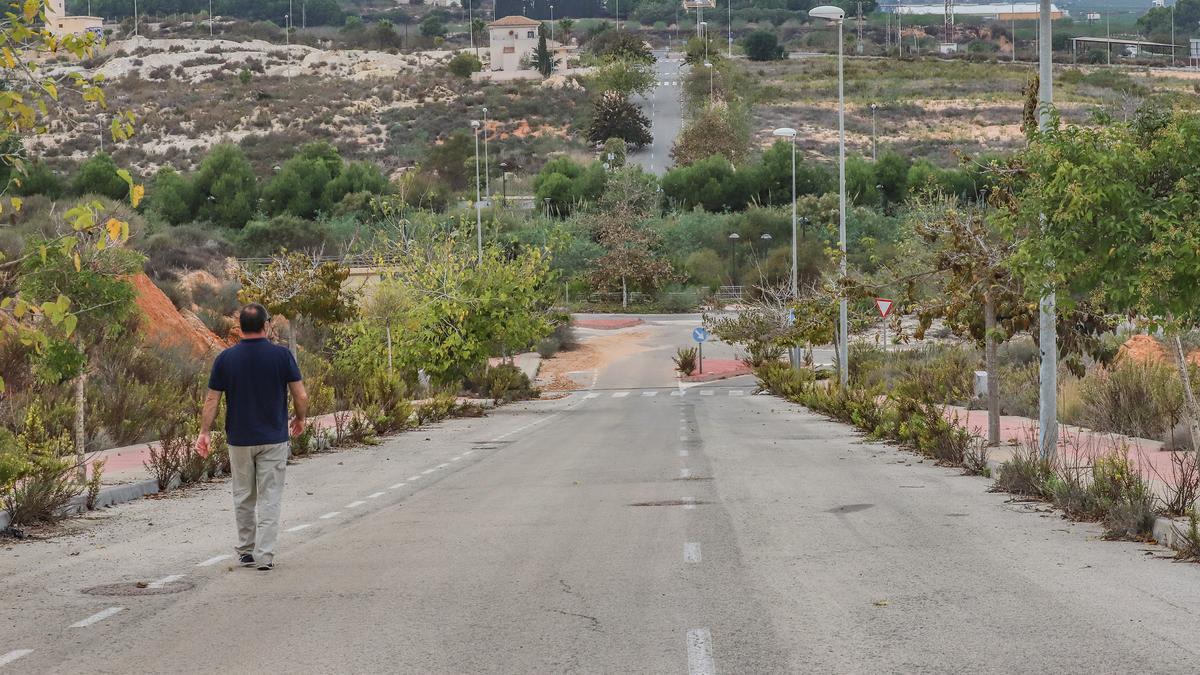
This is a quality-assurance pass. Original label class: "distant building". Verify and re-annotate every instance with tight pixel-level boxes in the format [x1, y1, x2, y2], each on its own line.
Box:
[488, 15, 542, 72]
[45, 0, 103, 38]
[883, 3, 1067, 20]
[1152, 0, 1166, 7]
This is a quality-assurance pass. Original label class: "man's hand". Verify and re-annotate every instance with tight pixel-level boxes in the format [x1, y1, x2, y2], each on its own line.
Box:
[290, 417, 306, 438]
[196, 432, 211, 458]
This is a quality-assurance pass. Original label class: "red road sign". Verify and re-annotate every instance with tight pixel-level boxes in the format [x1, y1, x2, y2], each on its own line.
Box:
[875, 298, 894, 318]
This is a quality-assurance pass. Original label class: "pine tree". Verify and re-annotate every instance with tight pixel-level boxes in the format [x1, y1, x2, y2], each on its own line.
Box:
[534, 27, 555, 77]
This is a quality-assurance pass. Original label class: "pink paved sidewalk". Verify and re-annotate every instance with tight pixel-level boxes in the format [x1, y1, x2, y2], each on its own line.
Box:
[682, 359, 753, 382]
[944, 405, 1190, 494]
[574, 318, 643, 330]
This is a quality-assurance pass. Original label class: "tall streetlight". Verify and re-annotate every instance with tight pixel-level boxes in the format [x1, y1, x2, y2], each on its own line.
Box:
[869, 103, 878, 160]
[773, 126, 801, 371]
[1036, 0, 1058, 458]
[550, 4, 555, 40]
[700, 21, 708, 63]
[482, 106, 490, 197]
[469, 0, 475, 55]
[285, 14, 292, 82]
[704, 61, 713, 101]
[1171, 2, 1176, 67]
[728, 232, 741, 284]
[209, 0, 214, 36]
[133, 0, 139, 37]
[727, 0, 733, 57]
[471, 120, 483, 263]
[809, 4, 848, 387]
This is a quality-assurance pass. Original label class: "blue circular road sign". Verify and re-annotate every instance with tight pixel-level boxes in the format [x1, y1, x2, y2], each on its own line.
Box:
[692, 327, 709, 343]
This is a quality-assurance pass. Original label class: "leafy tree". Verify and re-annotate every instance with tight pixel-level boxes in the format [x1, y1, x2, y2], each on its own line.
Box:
[685, 248, 724, 288]
[423, 131, 474, 190]
[603, 137, 627, 168]
[370, 19, 403, 49]
[324, 161, 388, 205]
[0, 1, 142, 399]
[420, 15, 446, 38]
[873, 149, 911, 208]
[999, 110, 1200, 453]
[534, 28, 555, 76]
[192, 144, 259, 229]
[661, 154, 755, 212]
[533, 157, 607, 215]
[14, 161, 65, 199]
[743, 30, 784, 61]
[683, 34, 721, 66]
[147, 167, 197, 226]
[558, 17, 575, 39]
[448, 51, 483, 78]
[589, 57, 654, 96]
[587, 167, 676, 307]
[237, 252, 358, 354]
[670, 101, 751, 167]
[588, 29, 653, 62]
[19, 237, 141, 477]
[587, 91, 652, 148]
[237, 215, 338, 257]
[751, 140, 834, 206]
[72, 153, 132, 200]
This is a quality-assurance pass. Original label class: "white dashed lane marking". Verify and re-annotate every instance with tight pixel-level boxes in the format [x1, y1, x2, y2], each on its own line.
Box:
[345, 500, 366, 508]
[687, 628, 716, 675]
[366, 492, 385, 499]
[389, 482, 407, 489]
[680, 468, 691, 479]
[148, 574, 184, 589]
[642, 391, 658, 397]
[700, 390, 714, 396]
[0, 650, 33, 667]
[422, 468, 437, 475]
[319, 511, 340, 519]
[408, 475, 422, 481]
[285, 524, 312, 533]
[70, 607, 124, 628]
[612, 391, 630, 398]
[197, 554, 231, 567]
[680, 450, 689, 457]
[684, 543, 702, 563]
[584, 392, 601, 399]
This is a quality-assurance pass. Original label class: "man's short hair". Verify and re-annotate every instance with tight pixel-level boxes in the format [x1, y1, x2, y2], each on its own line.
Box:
[239, 304, 270, 334]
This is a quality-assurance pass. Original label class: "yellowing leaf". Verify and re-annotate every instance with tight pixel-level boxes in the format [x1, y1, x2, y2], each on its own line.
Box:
[63, 314, 78, 337]
[130, 184, 145, 209]
[44, 82, 58, 101]
[9, 197, 21, 212]
[105, 217, 123, 240]
[73, 252, 81, 272]
[2, 48, 15, 69]
[23, 0, 39, 22]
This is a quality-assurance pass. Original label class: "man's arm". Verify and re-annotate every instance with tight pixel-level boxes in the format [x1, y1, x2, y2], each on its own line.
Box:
[288, 381, 310, 438]
[196, 389, 222, 456]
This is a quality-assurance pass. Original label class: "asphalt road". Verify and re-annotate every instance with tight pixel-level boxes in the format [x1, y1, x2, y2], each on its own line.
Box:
[4, 315, 1200, 673]
[628, 51, 686, 176]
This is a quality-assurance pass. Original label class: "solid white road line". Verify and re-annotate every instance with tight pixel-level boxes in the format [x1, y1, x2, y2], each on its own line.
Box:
[148, 574, 184, 589]
[422, 468, 437, 475]
[680, 468, 691, 479]
[319, 511, 340, 519]
[408, 475, 422, 481]
[450, 455, 462, 461]
[700, 390, 714, 396]
[642, 391, 658, 396]
[367, 491, 385, 499]
[0, 650, 33, 667]
[285, 524, 312, 533]
[71, 607, 124, 628]
[684, 542, 702, 563]
[345, 500, 366, 508]
[197, 554, 232, 567]
[389, 482, 407, 489]
[612, 391, 630, 398]
[687, 628, 716, 675]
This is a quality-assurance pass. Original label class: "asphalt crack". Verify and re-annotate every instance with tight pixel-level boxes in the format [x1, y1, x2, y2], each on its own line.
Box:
[546, 608, 602, 631]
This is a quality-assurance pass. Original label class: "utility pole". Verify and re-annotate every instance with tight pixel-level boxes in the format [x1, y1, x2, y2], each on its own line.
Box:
[482, 106, 490, 197]
[134, 0, 139, 37]
[1011, 2, 1016, 62]
[1037, 0, 1057, 460]
[209, 0, 213, 37]
[728, 0, 732, 57]
[1171, 2, 1176, 67]
[857, 2, 863, 54]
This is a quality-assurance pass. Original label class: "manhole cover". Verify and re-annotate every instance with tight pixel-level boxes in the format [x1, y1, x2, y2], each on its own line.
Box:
[83, 581, 194, 596]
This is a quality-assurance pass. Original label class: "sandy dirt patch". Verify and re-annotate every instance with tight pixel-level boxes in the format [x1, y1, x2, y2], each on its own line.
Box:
[538, 330, 652, 391]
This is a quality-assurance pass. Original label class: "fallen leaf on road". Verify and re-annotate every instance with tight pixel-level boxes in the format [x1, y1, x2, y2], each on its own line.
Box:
[873, 600, 889, 607]
[135, 581, 148, 588]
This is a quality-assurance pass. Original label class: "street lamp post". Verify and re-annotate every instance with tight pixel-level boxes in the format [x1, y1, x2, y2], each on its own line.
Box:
[870, 103, 877, 160]
[774, 126, 801, 371]
[1037, 0, 1058, 458]
[809, 5, 848, 388]
[482, 106, 490, 197]
[209, 0, 214, 36]
[285, 14, 292, 81]
[704, 61, 713, 101]
[550, 4, 555, 40]
[728, 232, 741, 284]
[471, 119, 483, 263]
[728, 0, 733, 57]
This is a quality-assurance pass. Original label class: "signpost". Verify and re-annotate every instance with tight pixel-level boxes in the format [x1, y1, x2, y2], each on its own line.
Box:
[692, 326, 708, 374]
[875, 298, 894, 351]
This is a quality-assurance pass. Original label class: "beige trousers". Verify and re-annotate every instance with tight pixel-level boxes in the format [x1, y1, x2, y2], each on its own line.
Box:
[229, 441, 289, 563]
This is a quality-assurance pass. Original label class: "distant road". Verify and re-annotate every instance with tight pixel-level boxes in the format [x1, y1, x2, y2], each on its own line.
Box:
[628, 50, 686, 176]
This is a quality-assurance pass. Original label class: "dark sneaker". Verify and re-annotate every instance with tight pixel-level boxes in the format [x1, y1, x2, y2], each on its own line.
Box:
[238, 553, 255, 567]
[257, 561, 274, 571]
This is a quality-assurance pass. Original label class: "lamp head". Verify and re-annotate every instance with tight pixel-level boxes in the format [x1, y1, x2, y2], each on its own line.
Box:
[772, 127, 797, 137]
[808, 5, 846, 22]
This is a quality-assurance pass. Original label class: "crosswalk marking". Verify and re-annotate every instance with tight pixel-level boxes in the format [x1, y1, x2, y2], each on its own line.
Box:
[612, 391, 630, 398]
[729, 390, 745, 396]
[700, 390, 714, 396]
[641, 391, 658, 397]
[584, 392, 600, 399]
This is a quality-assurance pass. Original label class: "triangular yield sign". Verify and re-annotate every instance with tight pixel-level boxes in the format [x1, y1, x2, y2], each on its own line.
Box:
[875, 298, 894, 318]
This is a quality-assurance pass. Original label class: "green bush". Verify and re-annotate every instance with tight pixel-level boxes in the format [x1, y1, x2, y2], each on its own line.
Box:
[994, 447, 1054, 498]
[72, 153, 131, 200]
[482, 364, 538, 403]
[447, 51, 483, 78]
[674, 347, 698, 376]
[2, 403, 80, 527]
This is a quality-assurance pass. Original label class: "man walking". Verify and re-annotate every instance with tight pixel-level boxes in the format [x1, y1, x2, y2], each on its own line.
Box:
[198, 304, 308, 571]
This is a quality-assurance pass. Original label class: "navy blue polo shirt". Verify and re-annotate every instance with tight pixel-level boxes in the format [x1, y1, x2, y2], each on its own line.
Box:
[208, 338, 303, 446]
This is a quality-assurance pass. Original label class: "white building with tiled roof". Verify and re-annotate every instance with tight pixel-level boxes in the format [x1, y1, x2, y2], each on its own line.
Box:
[488, 15, 542, 72]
